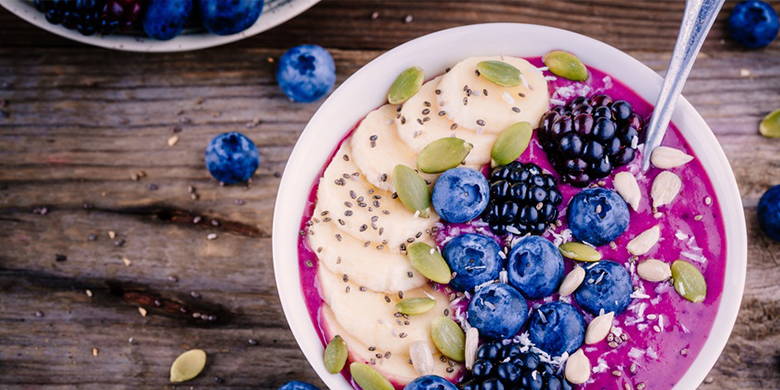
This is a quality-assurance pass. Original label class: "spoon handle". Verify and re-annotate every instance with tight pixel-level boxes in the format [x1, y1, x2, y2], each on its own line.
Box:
[641, 0, 725, 171]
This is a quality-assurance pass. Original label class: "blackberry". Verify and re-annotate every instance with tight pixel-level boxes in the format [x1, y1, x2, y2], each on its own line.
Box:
[483, 161, 562, 236]
[33, 0, 145, 35]
[537, 94, 644, 187]
[462, 341, 573, 390]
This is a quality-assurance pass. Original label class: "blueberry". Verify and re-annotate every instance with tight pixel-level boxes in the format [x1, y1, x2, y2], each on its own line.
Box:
[467, 283, 528, 339]
[506, 236, 564, 299]
[432, 167, 490, 223]
[403, 375, 458, 390]
[497, 361, 522, 383]
[481, 378, 505, 390]
[198, 0, 263, 35]
[276, 45, 336, 103]
[143, 0, 192, 40]
[567, 188, 629, 246]
[442, 234, 502, 292]
[204, 132, 260, 184]
[758, 184, 780, 241]
[476, 342, 502, 360]
[574, 260, 633, 315]
[528, 302, 585, 357]
[278, 381, 320, 390]
[471, 359, 495, 378]
[728, 1, 779, 49]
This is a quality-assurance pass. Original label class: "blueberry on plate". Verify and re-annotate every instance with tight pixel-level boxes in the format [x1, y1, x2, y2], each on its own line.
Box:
[728, 0, 779, 49]
[528, 301, 585, 357]
[204, 132, 260, 184]
[143, 0, 192, 40]
[567, 187, 629, 246]
[442, 233, 502, 291]
[506, 236, 564, 299]
[467, 283, 528, 339]
[276, 45, 337, 103]
[278, 381, 320, 390]
[403, 375, 457, 390]
[198, 0, 263, 35]
[432, 167, 490, 223]
[574, 260, 633, 315]
[758, 184, 780, 241]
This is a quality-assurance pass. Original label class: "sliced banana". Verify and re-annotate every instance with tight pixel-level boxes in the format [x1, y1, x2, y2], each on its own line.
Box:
[321, 306, 456, 385]
[350, 104, 432, 191]
[396, 76, 495, 166]
[309, 217, 428, 292]
[316, 143, 438, 249]
[317, 264, 450, 359]
[436, 56, 549, 133]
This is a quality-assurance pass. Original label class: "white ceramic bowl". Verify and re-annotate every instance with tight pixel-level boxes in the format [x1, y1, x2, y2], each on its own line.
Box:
[1, 0, 319, 52]
[272, 23, 747, 390]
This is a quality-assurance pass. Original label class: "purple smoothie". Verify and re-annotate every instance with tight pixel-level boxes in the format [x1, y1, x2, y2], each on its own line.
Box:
[297, 57, 726, 389]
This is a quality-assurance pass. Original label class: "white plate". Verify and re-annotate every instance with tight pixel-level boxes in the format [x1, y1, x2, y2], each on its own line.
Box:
[1, 0, 319, 52]
[272, 23, 747, 390]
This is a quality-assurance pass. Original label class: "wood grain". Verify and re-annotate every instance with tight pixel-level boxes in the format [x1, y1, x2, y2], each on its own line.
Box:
[1, 0, 779, 388]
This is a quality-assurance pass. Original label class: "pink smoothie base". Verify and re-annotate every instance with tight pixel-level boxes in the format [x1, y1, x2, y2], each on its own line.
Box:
[296, 57, 726, 389]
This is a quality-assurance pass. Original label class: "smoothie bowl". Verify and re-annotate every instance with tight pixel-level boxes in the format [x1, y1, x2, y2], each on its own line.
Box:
[272, 24, 747, 390]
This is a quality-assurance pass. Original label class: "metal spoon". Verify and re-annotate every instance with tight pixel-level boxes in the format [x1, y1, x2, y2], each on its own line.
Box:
[641, 0, 725, 171]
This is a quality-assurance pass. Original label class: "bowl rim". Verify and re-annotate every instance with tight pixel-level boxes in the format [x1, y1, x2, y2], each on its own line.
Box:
[0, 0, 320, 53]
[272, 23, 747, 390]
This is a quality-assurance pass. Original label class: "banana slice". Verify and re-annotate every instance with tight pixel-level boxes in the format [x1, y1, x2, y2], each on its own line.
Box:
[316, 143, 438, 250]
[318, 264, 455, 367]
[350, 104, 433, 191]
[309, 217, 428, 292]
[396, 76, 496, 167]
[321, 306, 457, 384]
[436, 56, 549, 133]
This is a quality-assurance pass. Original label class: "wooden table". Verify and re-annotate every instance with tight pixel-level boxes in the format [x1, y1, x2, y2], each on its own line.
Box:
[1, 1, 778, 388]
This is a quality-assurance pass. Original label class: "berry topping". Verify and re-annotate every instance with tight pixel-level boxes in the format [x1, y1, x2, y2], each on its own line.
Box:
[198, 0, 264, 36]
[483, 161, 562, 236]
[276, 45, 336, 103]
[442, 234, 502, 292]
[33, 0, 111, 36]
[758, 184, 780, 241]
[538, 95, 644, 187]
[278, 381, 321, 390]
[467, 283, 528, 339]
[463, 342, 573, 390]
[574, 261, 634, 315]
[432, 167, 490, 223]
[204, 132, 260, 184]
[403, 375, 458, 390]
[143, 0, 193, 41]
[567, 188, 629, 246]
[528, 302, 586, 357]
[728, 0, 779, 49]
[506, 236, 565, 299]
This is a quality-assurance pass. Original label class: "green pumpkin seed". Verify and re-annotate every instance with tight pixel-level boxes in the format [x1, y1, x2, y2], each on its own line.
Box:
[387, 66, 424, 104]
[431, 316, 465, 362]
[559, 242, 602, 262]
[671, 260, 707, 303]
[491, 122, 533, 166]
[407, 242, 451, 284]
[393, 164, 431, 217]
[395, 297, 436, 315]
[169, 349, 207, 383]
[476, 60, 522, 87]
[543, 51, 589, 81]
[760, 109, 780, 138]
[323, 335, 348, 374]
[350, 362, 394, 390]
[417, 137, 473, 173]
